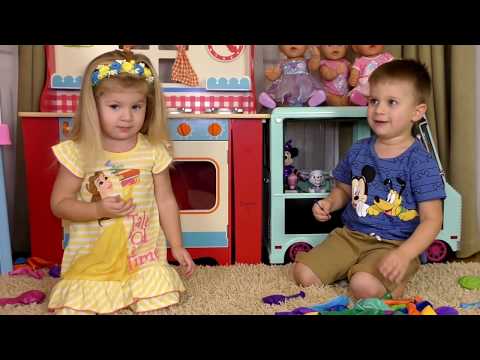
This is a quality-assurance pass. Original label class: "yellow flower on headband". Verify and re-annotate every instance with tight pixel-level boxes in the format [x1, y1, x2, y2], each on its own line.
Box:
[121, 61, 134, 73]
[98, 65, 110, 79]
[144, 67, 152, 78]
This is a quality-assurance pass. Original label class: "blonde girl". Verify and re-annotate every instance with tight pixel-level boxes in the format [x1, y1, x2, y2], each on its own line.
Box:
[48, 49, 195, 315]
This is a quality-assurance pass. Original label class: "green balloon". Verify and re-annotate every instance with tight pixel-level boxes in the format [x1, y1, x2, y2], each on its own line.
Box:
[458, 276, 480, 290]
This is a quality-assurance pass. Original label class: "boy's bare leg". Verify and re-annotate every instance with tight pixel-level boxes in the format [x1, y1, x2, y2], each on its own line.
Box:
[292, 262, 323, 287]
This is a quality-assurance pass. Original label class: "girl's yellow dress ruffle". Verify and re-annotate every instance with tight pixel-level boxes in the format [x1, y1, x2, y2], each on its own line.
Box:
[48, 264, 186, 314]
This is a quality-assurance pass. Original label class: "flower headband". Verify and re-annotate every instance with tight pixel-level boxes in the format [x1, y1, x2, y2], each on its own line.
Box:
[91, 59, 154, 87]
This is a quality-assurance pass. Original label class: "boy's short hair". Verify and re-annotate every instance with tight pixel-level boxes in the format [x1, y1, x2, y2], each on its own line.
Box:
[369, 59, 431, 104]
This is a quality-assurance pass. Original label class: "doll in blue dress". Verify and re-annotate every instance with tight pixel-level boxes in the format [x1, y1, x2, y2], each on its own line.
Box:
[259, 45, 326, 109]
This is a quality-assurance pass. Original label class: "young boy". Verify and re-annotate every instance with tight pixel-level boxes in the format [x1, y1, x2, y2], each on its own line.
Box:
[293, 59, 445, 299]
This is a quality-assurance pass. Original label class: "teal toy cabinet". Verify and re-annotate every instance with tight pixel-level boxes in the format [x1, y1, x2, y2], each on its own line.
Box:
[267, 107, 370, 264]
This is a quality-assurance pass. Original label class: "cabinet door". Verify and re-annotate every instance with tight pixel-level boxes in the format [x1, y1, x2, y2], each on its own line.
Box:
[170, 141, 229, 248]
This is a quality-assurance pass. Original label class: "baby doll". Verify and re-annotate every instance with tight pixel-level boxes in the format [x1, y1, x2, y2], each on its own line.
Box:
[317, 45, 351, 106]
[258, 45, 326, 109]
[348, 45, 394, 106]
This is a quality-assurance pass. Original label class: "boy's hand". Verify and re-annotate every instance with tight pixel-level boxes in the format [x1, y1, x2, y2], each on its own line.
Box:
[171, 247, 195, 278]
[312, 199, 332, 222]
[96, 196, 136, 219]
[378, 249, 411, 284]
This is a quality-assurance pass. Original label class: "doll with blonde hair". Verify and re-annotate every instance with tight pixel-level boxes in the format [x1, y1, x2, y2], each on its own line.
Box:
[48, 48, 195, 314]
[317, 45, 351, 106]
[258, 45, 326, 109]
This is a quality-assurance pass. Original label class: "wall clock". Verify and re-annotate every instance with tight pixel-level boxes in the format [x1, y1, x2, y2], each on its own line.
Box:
[206, 45, 245, 62]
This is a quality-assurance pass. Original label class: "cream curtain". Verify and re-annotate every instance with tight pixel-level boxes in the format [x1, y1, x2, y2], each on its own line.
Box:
[14, 45, 45, 254]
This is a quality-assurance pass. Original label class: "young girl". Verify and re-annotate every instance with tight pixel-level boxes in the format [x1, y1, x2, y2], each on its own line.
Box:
[48, 49, 195, 315]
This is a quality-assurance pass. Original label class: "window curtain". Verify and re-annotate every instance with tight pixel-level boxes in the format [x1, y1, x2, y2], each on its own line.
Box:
[14, 45, 45, 254]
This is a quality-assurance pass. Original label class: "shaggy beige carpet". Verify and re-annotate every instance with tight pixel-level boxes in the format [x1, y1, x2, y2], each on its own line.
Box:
[1, 262, 480, 315]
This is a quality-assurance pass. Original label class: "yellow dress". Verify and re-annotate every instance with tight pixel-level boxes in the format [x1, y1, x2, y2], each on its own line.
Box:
[48, 134, 185, 314]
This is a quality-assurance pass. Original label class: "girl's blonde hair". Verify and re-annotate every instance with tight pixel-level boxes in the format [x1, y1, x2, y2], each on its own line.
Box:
[69, 49, 169, 169]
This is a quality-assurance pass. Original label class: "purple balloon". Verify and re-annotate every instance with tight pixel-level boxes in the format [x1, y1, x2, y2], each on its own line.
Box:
[263, 291, 306, 305]
[435, 306, 459, 315]
[49, 265, 61, 278]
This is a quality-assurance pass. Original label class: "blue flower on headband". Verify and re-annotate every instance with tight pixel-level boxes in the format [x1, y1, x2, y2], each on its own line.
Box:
[110, 61, 121, 72]
[134, 63, 144, 76]
[91, 71, 99, 86]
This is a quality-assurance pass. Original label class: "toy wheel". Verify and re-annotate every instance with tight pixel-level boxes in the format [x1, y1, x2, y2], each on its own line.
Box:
[286, 242, 312, 263]
[426, 240, 451, 263]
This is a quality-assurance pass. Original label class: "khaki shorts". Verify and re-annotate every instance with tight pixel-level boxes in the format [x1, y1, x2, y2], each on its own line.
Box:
[295, 227, 420, 292]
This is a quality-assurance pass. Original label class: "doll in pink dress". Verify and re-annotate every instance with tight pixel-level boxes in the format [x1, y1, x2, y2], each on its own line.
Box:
[348, 45, 394, 106]
[317, 45, 351, 106]
[258, 45, 326, 109]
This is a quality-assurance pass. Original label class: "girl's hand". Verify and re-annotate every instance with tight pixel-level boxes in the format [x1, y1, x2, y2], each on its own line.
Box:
[312, 199, 332, 222]
[378, 249, 410, 284]
[96, 196, 136, 219]
[171, 247, 195, 278]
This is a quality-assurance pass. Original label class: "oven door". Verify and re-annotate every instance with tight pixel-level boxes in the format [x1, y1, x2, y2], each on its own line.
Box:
[170, 141, 228, 249]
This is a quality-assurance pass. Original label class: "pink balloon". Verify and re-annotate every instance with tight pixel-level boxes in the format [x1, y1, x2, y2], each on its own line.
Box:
[0, 290, 46, 306]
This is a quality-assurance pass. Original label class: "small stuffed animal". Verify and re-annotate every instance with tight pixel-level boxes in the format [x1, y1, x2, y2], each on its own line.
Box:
[348, 45, 394, 106]
[258, 45, 326, 109]
[317, 45, 351, 106]
[308, 170, 327, 193]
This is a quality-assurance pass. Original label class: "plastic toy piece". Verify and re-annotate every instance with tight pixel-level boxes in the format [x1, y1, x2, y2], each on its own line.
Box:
[8, 267, 44, 279]
[309, 295, 350, 312]
[458, 276, 480, 290]
[459, 301, 480, 309]
[49, 264, 61, 278]
[407, 303, 421, 315]
[262, 290, 306, 305]
[0, 290, 46, 307]
[384, 299, 414, 306]
[420, 305, 437, 315]
[416, 300, 434, 311]
[27, 256, 56, 270]
[435, 306, 459, 315]
[14, 257, 27, 265]
[275, 307, 316, 315]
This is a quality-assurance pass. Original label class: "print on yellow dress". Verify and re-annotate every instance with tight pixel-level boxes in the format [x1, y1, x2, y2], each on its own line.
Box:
[62, 168, 136, 281]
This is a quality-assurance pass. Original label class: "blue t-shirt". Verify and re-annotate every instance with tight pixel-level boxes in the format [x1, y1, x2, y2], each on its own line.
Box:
[332, 137, 446, 241]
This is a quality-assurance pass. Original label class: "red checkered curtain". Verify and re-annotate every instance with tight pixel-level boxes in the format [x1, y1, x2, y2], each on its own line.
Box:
[171, 45, 199, 87]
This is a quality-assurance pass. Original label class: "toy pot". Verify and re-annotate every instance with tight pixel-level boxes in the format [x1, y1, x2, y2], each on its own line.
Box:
[0, 123, 11, 145]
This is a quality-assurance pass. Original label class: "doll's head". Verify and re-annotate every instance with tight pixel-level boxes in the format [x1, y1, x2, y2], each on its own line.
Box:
[279, 45, 308, 60]
[319, 45, 348, 60]
[352, 45, 385, 57]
